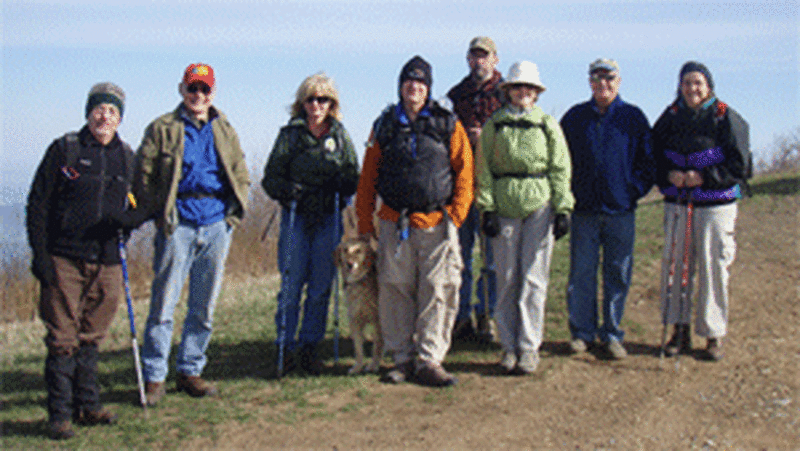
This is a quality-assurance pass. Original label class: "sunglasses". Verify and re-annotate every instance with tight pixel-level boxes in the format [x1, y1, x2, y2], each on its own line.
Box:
[590, 73, 617, 82]
[187, 83, 212, 94]
[305, 96, 331, 104]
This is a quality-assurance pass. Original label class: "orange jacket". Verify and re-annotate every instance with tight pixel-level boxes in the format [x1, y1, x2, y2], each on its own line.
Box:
[355, 118, 474, 235]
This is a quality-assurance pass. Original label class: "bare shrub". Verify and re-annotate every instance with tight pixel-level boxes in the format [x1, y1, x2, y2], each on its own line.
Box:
[757, 126, 800, 174]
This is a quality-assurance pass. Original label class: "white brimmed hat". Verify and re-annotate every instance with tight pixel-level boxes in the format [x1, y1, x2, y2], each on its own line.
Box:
[500, 61, 546, 92]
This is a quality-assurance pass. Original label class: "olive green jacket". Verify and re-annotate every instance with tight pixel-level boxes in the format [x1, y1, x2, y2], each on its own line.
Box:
[476, 105, 574, 218]
[135, 104, 251, 234]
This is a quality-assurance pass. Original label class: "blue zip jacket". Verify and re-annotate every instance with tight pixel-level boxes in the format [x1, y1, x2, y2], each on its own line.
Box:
[560, 96, 656, 214]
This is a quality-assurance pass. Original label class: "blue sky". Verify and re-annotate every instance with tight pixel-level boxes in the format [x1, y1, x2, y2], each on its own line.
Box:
[2, 0, 798, 194]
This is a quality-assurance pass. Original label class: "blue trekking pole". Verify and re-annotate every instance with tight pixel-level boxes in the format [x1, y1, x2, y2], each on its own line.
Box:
[277, 200, 297, 379]
[332, 192, 341, 364]
[118, 230, 147, 413]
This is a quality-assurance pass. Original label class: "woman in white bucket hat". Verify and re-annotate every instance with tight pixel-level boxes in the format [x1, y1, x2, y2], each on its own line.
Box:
[475, 61, 575, 375]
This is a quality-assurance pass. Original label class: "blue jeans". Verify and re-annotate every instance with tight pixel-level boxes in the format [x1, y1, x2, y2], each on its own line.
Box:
[142, 220, 233, 382]
[457, 205, 496, 322]
[567, 211, 635, 343]
[275, 208, 341, 351]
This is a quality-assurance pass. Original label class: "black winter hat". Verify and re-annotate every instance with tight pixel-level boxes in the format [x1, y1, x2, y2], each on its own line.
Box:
[679, 61, 714, 92]
[398, 55, 432, 98]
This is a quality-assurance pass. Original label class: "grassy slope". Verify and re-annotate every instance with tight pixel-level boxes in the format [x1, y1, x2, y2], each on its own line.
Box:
[1, 171, 797, 449]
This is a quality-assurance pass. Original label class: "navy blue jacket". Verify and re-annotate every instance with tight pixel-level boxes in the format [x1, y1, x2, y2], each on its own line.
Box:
[560, 96, 656, 214]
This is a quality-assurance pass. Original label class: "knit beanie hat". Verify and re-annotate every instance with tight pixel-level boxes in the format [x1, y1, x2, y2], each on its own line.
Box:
[679, 61, 714, 91]
[85, 82, 125, 118]
[398, 55, 432, 99]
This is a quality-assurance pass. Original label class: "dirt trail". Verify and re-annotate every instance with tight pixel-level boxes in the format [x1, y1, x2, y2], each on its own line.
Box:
[189, 195, 799, 450]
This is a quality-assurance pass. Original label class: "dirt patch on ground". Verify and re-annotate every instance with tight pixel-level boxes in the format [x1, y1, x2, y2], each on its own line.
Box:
[190, 195, 799, 450]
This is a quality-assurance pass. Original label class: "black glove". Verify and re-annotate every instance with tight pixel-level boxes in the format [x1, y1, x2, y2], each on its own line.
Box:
[553, 213, 571, 241]
[481, 212, 500, 238]
[32, 251, 57, 287]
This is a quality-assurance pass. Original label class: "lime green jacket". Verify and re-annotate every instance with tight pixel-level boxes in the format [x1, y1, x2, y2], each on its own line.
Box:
[476, 105, 574, 218]
[136, 104, 251, 234]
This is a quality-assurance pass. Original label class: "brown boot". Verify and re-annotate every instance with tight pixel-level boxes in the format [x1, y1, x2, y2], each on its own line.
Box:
[76, 408, 118, 426]
[145, 381, 166, 406]
[48, 420, 75, 440]
[176, 373, 218, 398]
[415, 362, 458, 387]
[664, 324, 691, 357]
[705, 338, 724, 361]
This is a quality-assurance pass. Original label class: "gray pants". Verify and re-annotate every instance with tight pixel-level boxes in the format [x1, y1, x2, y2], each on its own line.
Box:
[660, 202, 738, 338]
[377, 218, 462, 368]
[492, 206, 555, 355]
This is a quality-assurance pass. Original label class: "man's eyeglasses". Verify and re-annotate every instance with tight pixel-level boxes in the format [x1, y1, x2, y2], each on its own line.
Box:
[305, 96, 331, 105]
[187, 83, 212, 94]
[590, 73, 617, 83]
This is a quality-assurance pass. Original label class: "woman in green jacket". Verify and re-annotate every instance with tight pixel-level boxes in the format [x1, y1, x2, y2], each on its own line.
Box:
[476, 61, 575, 375]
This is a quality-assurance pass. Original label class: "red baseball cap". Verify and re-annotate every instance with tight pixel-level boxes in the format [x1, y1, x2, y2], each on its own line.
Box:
[183, 63, 215, 89]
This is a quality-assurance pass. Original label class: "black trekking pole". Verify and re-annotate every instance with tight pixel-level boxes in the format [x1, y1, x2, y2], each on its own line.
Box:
[118, 230, 147, 414]
[479, 231, 495, 344]
[277, 200, 297, 379]
[332, 192, 341, 365]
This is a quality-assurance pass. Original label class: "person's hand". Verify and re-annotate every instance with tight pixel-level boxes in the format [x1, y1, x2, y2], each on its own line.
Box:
[668, 170, 686, 188]
[684, 170, 704, 188]
[481, 212, 500, 238]
[32, 252, 56, 287]
[553, 213, 571, 241]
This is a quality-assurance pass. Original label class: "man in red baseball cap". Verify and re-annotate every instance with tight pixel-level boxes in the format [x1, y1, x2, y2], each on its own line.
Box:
[134, 63, 251, 406]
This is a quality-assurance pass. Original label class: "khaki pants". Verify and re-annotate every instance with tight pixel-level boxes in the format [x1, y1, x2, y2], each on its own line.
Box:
[492, 206, 555, 355]
[660, 202, 737, 338]
[377, 218, 462, 368]
[39, 256, 122, 355]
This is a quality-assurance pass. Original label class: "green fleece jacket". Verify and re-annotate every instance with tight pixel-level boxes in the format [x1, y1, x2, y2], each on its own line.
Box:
[135, 104, 251, 234]
[476, 105, 574, 218]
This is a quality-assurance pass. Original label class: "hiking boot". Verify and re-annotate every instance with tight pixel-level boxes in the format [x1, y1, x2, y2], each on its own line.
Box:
[145, 381, 166, 406]
[516, 351, 540, 375]
[380, 361, 414, 384]
[664, 324, 691, 357]
[298, 344, 324, 376]
[605, 340, 627, 360]
[452, 318, 478, 342]
[176, 374, 218, 398]
[569, 338, 588, 354]
[48, 420, 75, 440]
[415, 362, 458, 387]
[499, 352, 517, 374]
[705, 338, 724, 361]
[476, 314, 498, 344]
[75, 408, 118, 426]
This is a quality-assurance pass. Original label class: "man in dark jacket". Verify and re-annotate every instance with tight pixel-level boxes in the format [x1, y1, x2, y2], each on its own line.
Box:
[560, 59, 656, 360]
[446, 36, 503, 343]
[27, 82, 132, 439]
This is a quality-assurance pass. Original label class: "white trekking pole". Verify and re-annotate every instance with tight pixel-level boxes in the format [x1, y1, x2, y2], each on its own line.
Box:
[118, 231, 147, 414]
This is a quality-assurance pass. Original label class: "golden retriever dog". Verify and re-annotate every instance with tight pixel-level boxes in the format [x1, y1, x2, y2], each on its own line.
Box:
[334, 236, 383, 374]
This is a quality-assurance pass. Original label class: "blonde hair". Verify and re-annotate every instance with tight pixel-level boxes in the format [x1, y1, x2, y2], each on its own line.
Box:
[290, 73, 342, 121]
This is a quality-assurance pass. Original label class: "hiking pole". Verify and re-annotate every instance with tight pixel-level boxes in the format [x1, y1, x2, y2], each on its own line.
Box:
[118, 230, 147, 414]
[659, 195, 684, 362]
[479, 231, 494, 344]
[674, 191, 695, 370]
[332, 192, 341, 365]
[277, 200, 297, 379]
